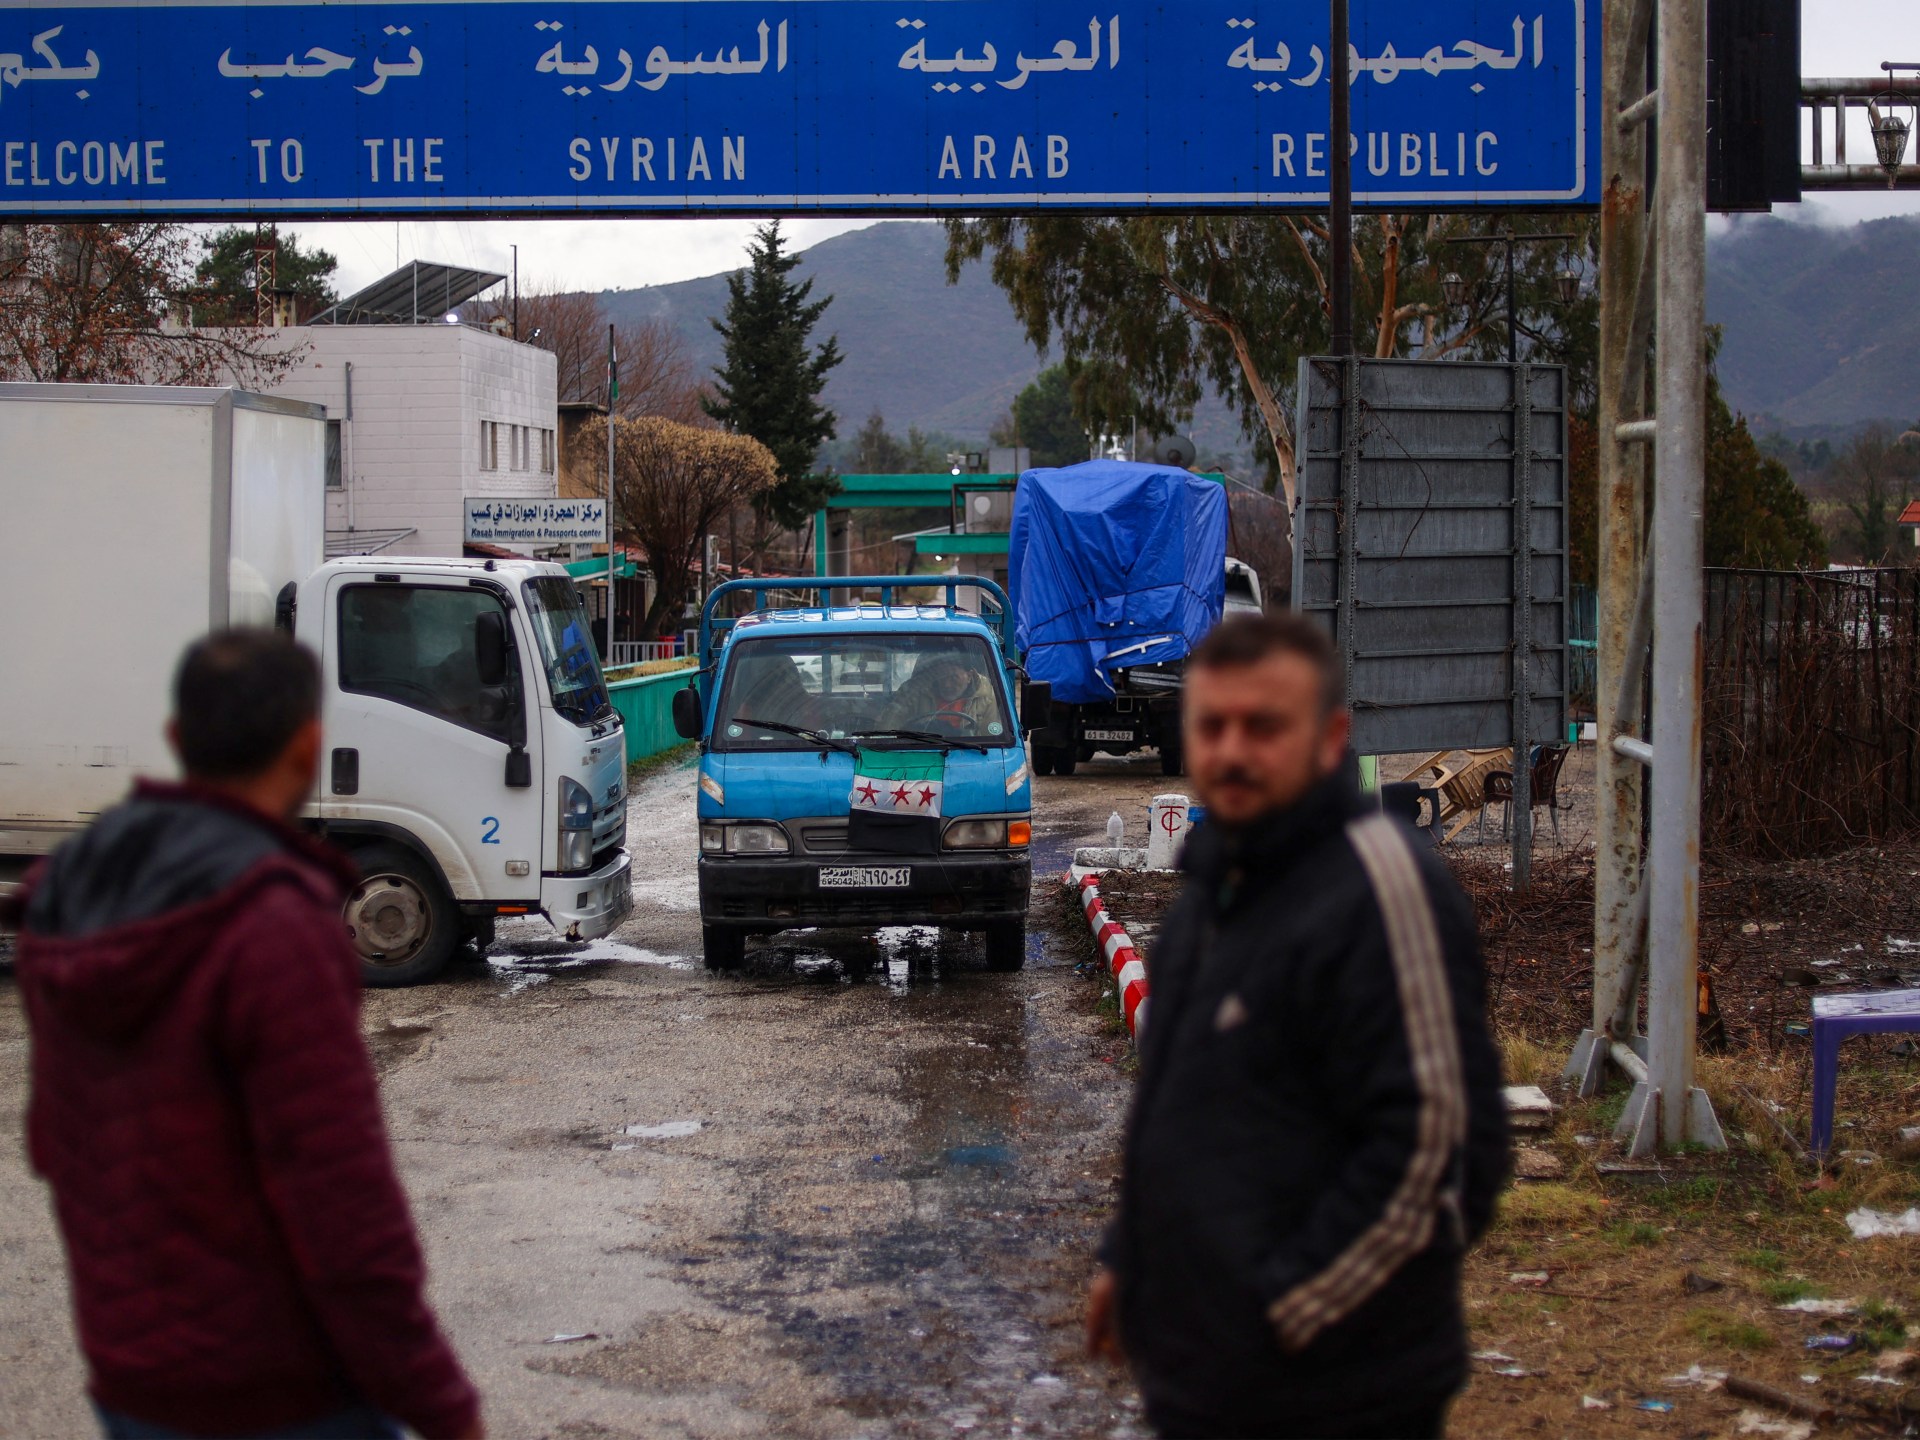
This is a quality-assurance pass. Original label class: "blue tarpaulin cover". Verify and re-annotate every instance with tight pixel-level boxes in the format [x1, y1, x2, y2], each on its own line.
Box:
[1009, 460, 1227, 704]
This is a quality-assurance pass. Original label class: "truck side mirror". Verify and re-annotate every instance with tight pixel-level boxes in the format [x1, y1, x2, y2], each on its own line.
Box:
[1020, 681, 1052, 734]
[671, 685, 703, 741]
[475, 611, 509, 687]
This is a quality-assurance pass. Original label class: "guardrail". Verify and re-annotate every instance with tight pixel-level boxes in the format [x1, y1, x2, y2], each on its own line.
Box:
[607, 662, 697, 767]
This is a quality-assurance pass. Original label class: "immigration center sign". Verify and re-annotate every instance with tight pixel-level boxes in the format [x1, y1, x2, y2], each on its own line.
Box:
[0, 1, 1598, 216]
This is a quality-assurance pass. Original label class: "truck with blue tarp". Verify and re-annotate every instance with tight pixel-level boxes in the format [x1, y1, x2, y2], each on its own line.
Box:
[671, 577, 1048, 973]
[1009, 460, 1229, 776]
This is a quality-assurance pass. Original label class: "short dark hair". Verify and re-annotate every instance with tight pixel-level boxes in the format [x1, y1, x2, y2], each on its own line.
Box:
[1189, 613, 1343, 710]
[172, 630, 321, 780]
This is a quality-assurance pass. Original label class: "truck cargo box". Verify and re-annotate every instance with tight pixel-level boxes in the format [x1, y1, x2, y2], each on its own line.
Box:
[0, 383, 325, 838]
[1008, 460, 1227, 705]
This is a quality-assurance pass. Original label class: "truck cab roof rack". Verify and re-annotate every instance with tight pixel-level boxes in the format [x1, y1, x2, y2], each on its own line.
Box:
[696, 575, 1014, 674]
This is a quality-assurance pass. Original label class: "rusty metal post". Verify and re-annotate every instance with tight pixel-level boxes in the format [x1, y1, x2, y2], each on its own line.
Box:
[1569, 0, 1651, 1096]
[1646, 0, 1723, 1151]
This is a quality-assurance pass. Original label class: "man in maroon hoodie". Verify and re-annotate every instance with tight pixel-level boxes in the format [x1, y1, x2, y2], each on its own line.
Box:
[7, 631, 482, 1440]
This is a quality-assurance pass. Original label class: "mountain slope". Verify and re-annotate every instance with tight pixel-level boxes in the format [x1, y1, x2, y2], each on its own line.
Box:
[1707, 214, 1920, 430]
[589, 212, 1920, 454]
[597, 221, 1042, 444]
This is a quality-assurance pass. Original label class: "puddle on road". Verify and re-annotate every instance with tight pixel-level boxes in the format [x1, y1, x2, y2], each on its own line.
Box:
[487, 935, 695, 994]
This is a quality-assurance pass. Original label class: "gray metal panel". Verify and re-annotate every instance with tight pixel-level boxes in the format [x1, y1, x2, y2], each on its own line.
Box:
[1294, 357, 1570, 756]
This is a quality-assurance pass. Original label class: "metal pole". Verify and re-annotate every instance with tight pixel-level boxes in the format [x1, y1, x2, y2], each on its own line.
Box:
[606, 323, 617, 664]
[511, 243, 519, 342]
[1328, 0, 1353, 357]
[1504, 235, 1518, 364]
[1511, 363, 1535, 891]
[1572, 0, 1655, 1097]
[1649, 0, 1721, 1150]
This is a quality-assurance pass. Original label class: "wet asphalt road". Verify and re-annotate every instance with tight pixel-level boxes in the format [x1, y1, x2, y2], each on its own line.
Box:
[0, 752, 1182, 1438]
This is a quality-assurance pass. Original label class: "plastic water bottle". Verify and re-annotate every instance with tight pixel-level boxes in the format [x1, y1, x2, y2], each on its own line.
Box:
[1106, 811, 1125, 848]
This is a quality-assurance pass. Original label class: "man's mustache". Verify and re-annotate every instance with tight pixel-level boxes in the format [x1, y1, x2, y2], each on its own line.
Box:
[1209, 766, 1258, 789]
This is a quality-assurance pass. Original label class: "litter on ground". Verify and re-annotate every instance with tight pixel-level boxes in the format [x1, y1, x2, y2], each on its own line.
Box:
[1846, 1207, 1920, 1237]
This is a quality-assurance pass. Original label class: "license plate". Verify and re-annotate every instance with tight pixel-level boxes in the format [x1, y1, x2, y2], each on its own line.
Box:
[1084, 729, 1134, 742]
[818, 866, 912, 889]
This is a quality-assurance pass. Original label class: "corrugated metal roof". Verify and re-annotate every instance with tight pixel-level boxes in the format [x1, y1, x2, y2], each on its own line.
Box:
[309, 261, 504, 326]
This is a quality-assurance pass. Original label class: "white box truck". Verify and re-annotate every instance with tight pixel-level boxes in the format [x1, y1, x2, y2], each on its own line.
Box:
[0, 382, 631, 984]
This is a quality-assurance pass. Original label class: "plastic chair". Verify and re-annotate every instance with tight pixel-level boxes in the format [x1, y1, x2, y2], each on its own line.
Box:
[1380, 781, 1442, 846]
[1478, 744, 1571, 846]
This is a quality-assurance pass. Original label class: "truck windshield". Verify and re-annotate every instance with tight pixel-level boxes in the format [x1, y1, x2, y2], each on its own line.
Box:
[522, 576, 612, 724]
[715, 633, 1014, 750]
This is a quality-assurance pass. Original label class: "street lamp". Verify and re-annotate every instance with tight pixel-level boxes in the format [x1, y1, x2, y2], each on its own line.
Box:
[1439, 227, 1578, 364]
[1871, 63, 1917, 188]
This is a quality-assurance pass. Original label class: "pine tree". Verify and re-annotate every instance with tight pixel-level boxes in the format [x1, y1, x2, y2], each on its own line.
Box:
[704, 221, 844, 531]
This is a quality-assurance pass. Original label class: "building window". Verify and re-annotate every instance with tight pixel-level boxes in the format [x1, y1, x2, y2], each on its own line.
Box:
[540, 428, 555, 474]
[325, 420, 343, 489]
[479, 420, 498, 472]
[513, 424, 529, 471]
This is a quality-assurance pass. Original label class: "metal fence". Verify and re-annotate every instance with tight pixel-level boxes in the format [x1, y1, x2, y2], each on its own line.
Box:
[1703, 567, 1920, 855]
[608, 639, 683, 668]
[1569, 583, 1597, 714]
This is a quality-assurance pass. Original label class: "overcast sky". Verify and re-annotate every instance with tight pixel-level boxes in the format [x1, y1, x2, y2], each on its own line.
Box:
[287, 0, 1920, 298]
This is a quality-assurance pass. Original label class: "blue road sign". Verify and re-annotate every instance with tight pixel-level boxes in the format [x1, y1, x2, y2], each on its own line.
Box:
[0, 1, 1598, 217]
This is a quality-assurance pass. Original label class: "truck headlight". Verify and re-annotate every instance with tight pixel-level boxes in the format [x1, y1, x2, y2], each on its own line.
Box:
[943, 818, 1008, 850]
[724, 823, 790, 855]
[559, 828, 595, 871]
[558, 777, 594, 873]
[701, 822, 725, 853]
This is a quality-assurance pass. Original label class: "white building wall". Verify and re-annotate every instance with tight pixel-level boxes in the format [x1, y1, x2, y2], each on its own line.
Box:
[228, 325, 558, 557]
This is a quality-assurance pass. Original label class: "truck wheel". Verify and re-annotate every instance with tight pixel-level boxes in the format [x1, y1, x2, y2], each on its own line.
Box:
[1051, 750, 1078, 777]
[1031, 748, 1054, 777]
[342, 843, 459, 987]
[984, 922, 1026, 972]
[1160, 745, 1186, 777]
[703, 925, 747, 972]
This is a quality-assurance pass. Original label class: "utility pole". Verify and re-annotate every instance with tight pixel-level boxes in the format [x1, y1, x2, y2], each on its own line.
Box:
[1328, 0, 1352, 358]
[1566, 0, 1723, 1157]
[511, 243, 519, 342]
[606, 324, 618, 664]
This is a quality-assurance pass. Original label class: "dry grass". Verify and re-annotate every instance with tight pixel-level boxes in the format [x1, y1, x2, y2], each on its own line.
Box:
[1453, 1040, 1920, 1436]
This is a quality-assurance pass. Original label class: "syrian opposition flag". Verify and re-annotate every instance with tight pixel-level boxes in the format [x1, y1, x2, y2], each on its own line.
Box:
[848, 750, 945, 854]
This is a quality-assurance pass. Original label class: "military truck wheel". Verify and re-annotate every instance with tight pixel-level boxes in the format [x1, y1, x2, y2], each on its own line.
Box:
[1159, 744, 1186, 777]
[1030, 748, 1054, 777]
[1051, 749, 1078, 776]
[703, 925, 746, 971]
[984, 921, 1026, 972]
[342, 842, 459, 987]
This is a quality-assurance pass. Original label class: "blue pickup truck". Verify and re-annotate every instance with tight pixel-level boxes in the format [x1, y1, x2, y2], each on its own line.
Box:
[670, 577, 1048, 973]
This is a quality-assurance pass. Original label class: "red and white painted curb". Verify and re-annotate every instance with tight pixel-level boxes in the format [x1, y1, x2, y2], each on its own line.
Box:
[1077, 873, 1149, 1039]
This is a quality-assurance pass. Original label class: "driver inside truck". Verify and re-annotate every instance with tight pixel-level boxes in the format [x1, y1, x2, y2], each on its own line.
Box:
[881, 654, 997, 733]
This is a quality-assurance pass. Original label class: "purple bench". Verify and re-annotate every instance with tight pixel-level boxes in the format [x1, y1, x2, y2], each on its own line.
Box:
[1810, 988, 1920, 1157]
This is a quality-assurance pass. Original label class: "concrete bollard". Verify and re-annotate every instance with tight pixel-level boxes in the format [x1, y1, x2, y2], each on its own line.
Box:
[1147, 792, 1191, 870]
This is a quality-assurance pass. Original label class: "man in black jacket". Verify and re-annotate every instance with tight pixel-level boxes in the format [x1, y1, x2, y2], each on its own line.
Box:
[1087, 614, 1510, 1440]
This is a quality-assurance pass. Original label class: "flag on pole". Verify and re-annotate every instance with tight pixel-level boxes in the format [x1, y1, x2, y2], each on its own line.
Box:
[607, 326, 619, 405]
[848, 749, 945, 853]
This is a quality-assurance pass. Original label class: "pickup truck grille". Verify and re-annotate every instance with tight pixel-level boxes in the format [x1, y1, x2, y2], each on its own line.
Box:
[798, 822, 850, 854]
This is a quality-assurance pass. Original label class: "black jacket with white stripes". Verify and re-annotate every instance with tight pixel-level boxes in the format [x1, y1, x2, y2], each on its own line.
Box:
[1106, 773, 1510, 1433]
